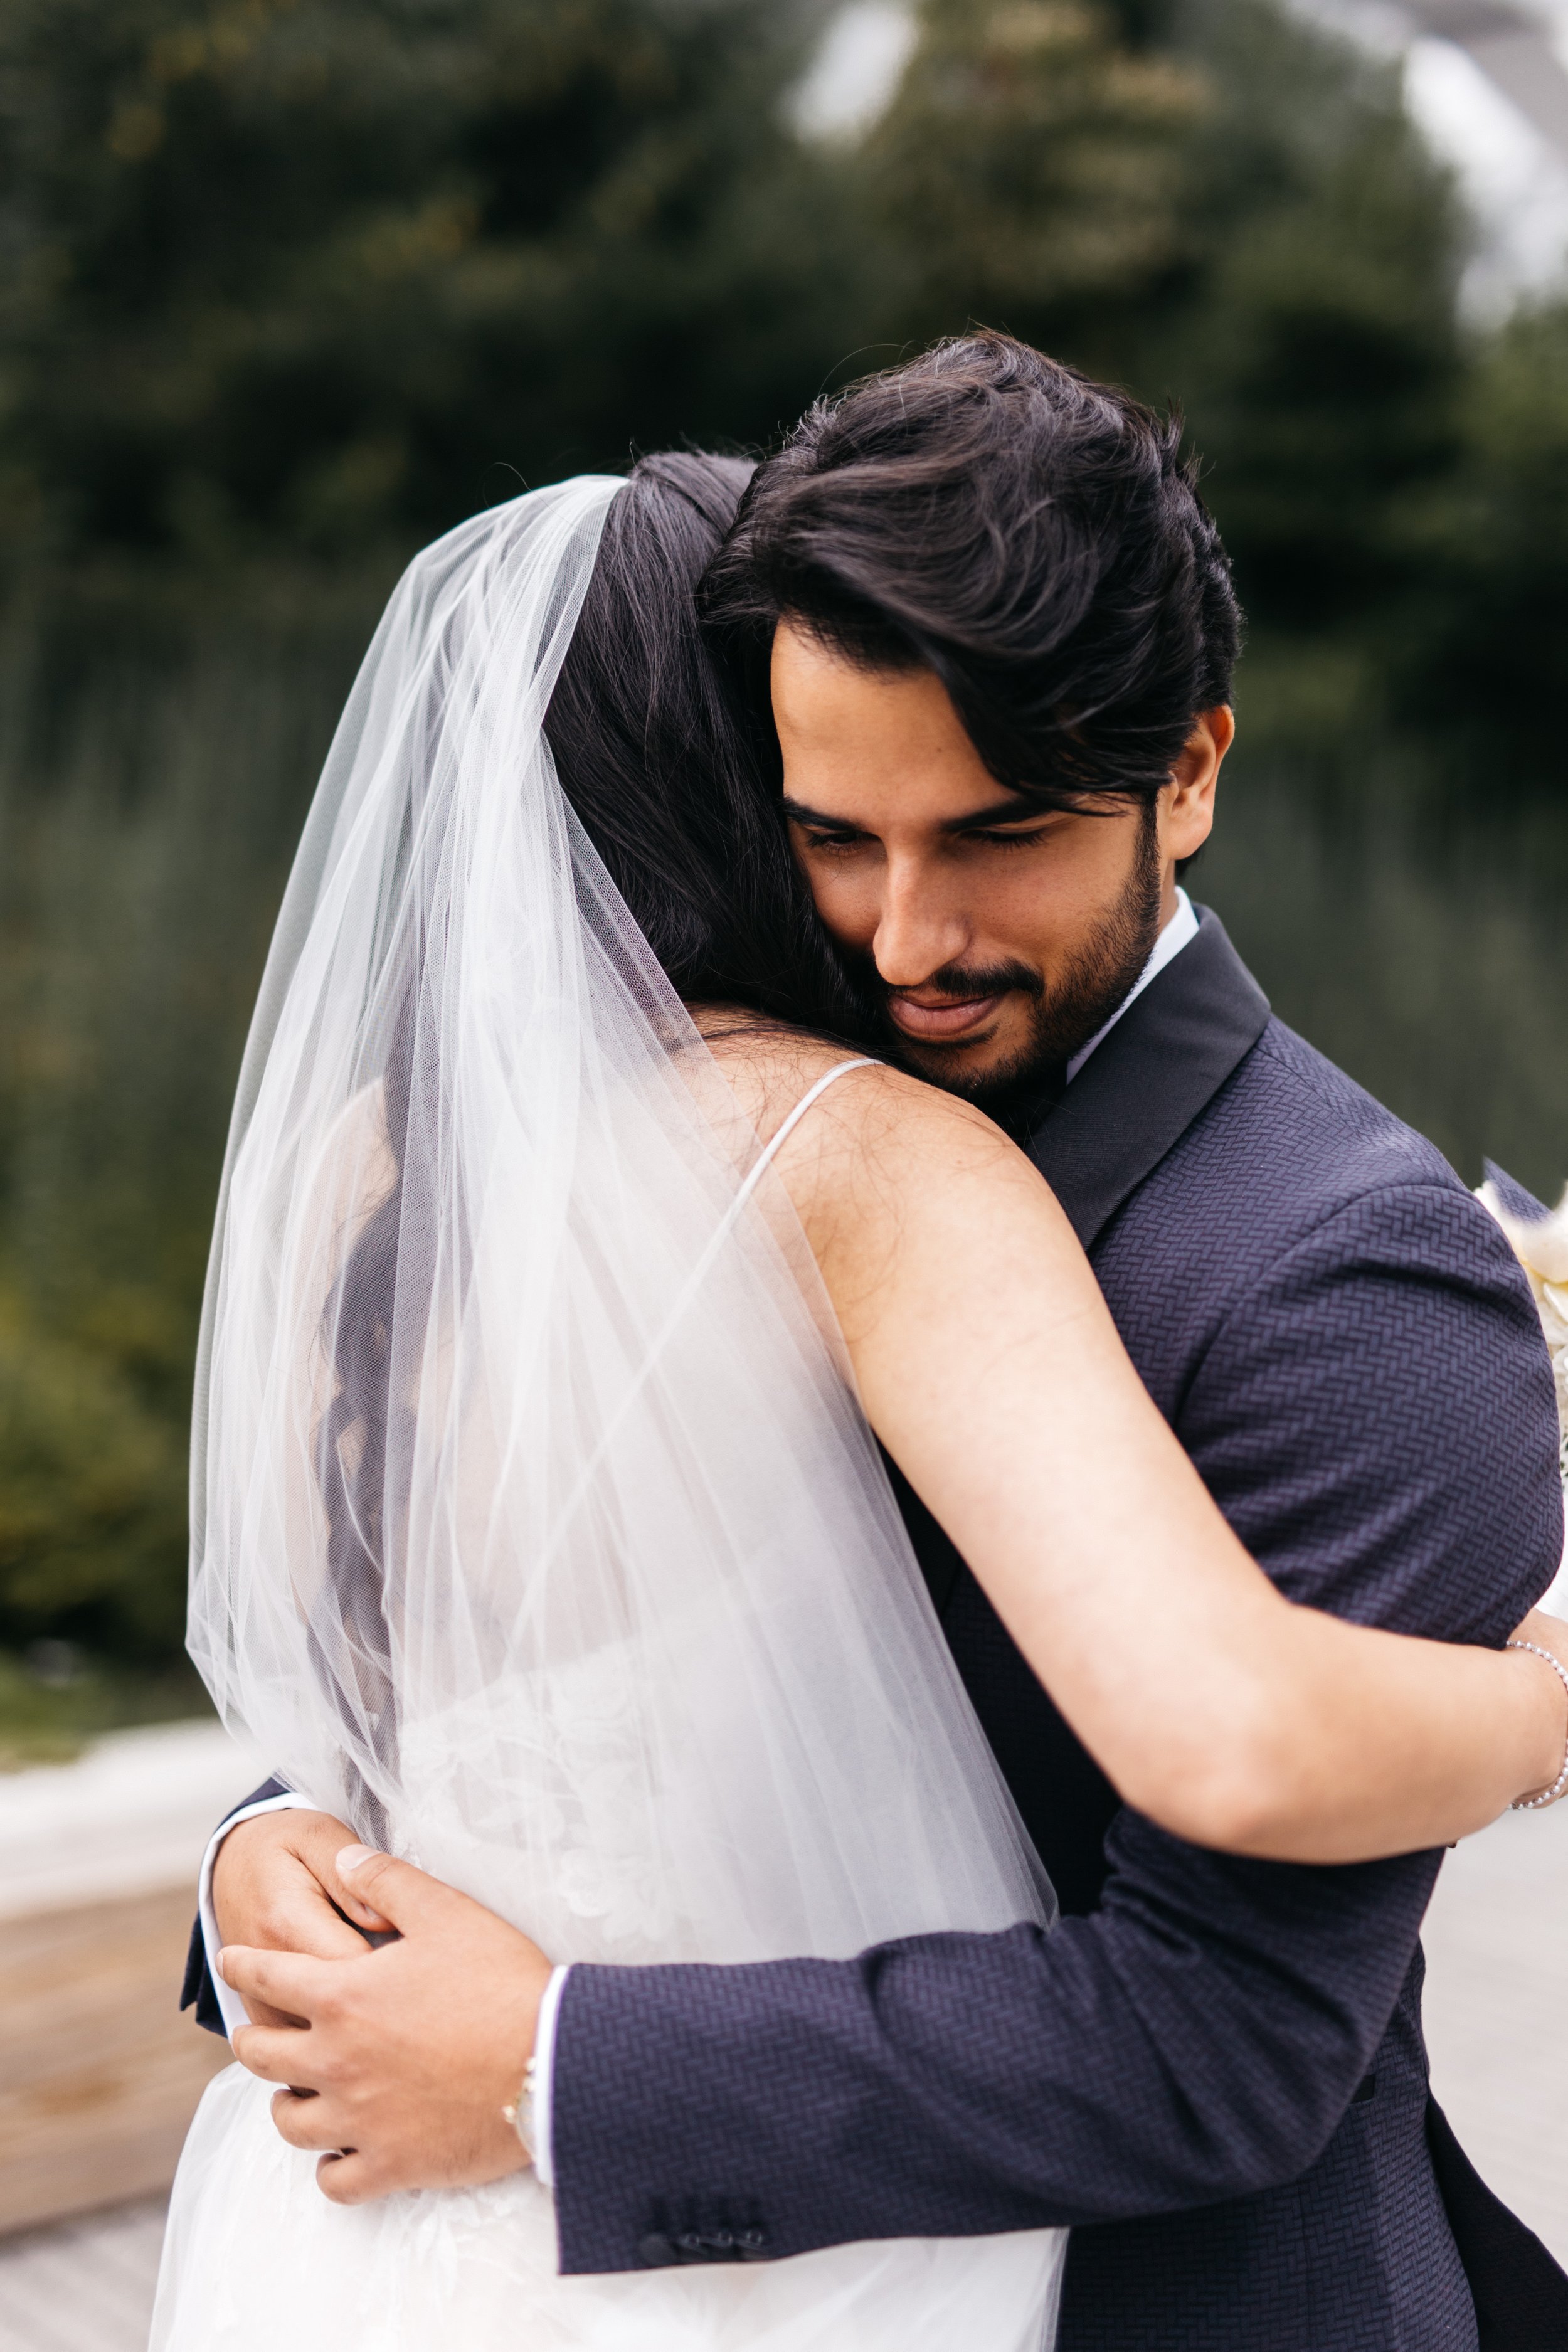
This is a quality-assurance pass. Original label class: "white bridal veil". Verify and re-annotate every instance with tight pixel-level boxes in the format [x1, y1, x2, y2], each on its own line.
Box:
[166, 477, 1065, 2351]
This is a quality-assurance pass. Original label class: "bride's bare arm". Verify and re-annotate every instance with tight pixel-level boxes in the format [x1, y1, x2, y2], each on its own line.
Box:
[715, 1035, 1567, 1865]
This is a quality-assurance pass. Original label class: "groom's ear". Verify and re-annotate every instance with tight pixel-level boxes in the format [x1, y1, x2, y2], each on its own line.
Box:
[1163, 706, 1231, 866]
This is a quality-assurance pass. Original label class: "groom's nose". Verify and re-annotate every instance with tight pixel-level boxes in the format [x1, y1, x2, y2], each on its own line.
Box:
[871, 856, 970, 987]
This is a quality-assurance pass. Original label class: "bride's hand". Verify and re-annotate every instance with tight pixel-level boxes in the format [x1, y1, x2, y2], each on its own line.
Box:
[212, 1809, 391, 2028]
[219, 1843, 554, 2203]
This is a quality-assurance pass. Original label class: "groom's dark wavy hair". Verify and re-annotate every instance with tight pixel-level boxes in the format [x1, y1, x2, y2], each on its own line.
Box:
[701, 331, 1242, 811]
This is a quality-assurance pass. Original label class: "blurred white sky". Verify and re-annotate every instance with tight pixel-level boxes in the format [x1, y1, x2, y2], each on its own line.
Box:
[1300, 0, 1568, 312]
[788, 2, 919, 140]
[792, 0, 1568, 314]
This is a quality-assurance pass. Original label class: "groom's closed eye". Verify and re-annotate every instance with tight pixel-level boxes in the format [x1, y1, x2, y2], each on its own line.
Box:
[782, 796, 1065, 856]
[940, 807, 1073, 852]
[951, 825, 1056, 852]
[799, 840, 867, 865]
[781, 800, 870, 854]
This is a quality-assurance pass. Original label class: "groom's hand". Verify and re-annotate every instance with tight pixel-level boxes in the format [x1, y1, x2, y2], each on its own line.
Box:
[220, 1845, 553, 2204]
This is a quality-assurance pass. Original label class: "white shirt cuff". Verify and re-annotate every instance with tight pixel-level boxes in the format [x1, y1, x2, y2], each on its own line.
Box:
[529, 1963, 571, 2189]
[198, 1789, 316, 2040]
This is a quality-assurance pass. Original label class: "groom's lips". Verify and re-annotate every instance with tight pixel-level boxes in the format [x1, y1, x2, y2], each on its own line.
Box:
[886, 990, 1007, 1043]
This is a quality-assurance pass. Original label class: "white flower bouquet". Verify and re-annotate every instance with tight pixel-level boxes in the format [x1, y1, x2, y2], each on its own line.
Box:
[1476, 1162, 1568, 1493]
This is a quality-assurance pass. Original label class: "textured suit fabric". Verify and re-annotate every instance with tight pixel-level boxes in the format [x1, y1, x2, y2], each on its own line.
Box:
[549, 917, 1565, 2350]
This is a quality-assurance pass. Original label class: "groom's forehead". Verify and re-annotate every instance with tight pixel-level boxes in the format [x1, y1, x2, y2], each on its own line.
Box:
[771, 627, 1006, 818]
[770, 619, 957, 734]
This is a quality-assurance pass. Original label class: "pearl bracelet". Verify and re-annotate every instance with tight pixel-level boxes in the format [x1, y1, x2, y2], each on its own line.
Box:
[502, 2053, 539, 2160]
[1507, 1638, 1568, 1810]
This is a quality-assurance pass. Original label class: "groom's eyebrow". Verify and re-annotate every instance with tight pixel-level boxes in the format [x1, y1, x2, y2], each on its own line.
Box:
[938, 799, 1046, 830]
[780, 797, 862, 830]
[781, 795, 1045, 832]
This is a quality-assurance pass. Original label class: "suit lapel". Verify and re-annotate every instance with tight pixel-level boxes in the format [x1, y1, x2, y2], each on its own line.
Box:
[1029, 906, 1271, 1252]
[894, 908, 1268, 1624]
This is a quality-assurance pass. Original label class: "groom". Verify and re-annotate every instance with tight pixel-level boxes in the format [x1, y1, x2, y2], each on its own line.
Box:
[189, 336, 1568, 2349]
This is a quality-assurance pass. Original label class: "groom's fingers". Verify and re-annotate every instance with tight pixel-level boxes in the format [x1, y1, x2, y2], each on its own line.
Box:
[232, 2020, 327, 2088]
[286, 1814, 390, 1934]
[315, 2150, 384, 2207]
[333, 1844, 464, 1934]
[268, 2095, 397, 2206]
[270, 2087, 349, 2153]
[218, 1941, 339, 2021]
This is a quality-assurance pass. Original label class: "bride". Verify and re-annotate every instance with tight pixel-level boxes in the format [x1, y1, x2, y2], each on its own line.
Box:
[154, 462, 1565, 2351]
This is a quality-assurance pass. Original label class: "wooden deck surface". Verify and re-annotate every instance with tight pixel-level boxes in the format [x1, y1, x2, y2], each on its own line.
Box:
[0, 1887, 229, 2238]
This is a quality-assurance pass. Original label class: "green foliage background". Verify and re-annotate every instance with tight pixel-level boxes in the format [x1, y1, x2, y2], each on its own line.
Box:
[2, 0, 1565, 1710]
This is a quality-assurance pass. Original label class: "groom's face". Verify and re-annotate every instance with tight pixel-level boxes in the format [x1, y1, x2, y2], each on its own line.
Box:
[772, 621, 1229, 1104]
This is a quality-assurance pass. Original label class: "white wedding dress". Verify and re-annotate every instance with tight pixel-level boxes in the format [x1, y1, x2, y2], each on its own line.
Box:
[151, 477, 1067, 2351]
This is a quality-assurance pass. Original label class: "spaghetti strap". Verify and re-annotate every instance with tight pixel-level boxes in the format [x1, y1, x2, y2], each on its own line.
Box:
[738, 1057, 878, 1205]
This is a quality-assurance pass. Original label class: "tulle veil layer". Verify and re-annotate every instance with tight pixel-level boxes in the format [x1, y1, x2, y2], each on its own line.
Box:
[167, 476, 1066, 2351]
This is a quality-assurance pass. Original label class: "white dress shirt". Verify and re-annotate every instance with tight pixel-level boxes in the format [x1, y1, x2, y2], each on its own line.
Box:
[196, 887, 1201, 2192]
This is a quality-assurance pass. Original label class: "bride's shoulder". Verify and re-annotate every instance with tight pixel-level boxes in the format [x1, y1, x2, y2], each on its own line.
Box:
[691, 1004, 1008, 1173]
[691, 1005, 1066, 1320]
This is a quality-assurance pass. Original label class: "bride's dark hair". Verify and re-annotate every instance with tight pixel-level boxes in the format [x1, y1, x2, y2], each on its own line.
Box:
[543, 450, 869, 1038]
[315, 456, 870, 1825]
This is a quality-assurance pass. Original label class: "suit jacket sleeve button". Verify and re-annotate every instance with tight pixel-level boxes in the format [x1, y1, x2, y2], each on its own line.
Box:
[637, 2232, 678, 2267]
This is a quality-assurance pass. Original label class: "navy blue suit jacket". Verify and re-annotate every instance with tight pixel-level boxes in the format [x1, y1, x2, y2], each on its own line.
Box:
[540, 913, 1568, 2348]
[186, 911, 1568, 2349]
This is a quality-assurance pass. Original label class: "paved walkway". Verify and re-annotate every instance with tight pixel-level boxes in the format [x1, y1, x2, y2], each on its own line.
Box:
[0, 2200, 166, 2352]
[0, 1793, 1562, 2347]
[1421, 1798, 1568, 2259]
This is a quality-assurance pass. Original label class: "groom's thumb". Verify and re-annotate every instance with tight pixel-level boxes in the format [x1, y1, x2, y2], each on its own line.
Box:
[335, 1843, 444, 1934]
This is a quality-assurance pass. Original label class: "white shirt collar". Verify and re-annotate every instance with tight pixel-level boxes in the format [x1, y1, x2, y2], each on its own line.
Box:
[1065, 886, 1199, 1084]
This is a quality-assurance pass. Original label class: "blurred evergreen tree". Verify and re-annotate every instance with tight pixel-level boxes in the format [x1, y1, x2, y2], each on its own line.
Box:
[1159, 0, 1466, 633]
[0, 0, 1487, 638]
[0, 1296, 188, 1656]
[1395, 302, 1568, 751]
[860, 0, 1207, 371]
[0, 613, 356, 1671]
[861, 0, 1468, 638]
[0, 0, 859, 575]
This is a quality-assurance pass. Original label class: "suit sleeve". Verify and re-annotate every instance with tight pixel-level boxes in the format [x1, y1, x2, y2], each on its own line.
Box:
[180, 1774, 294, 2034]
[548, 1181, 1561, 2270]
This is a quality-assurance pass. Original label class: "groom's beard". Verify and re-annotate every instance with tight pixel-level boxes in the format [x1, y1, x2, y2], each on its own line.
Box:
[839, 807, 1165, 1137]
